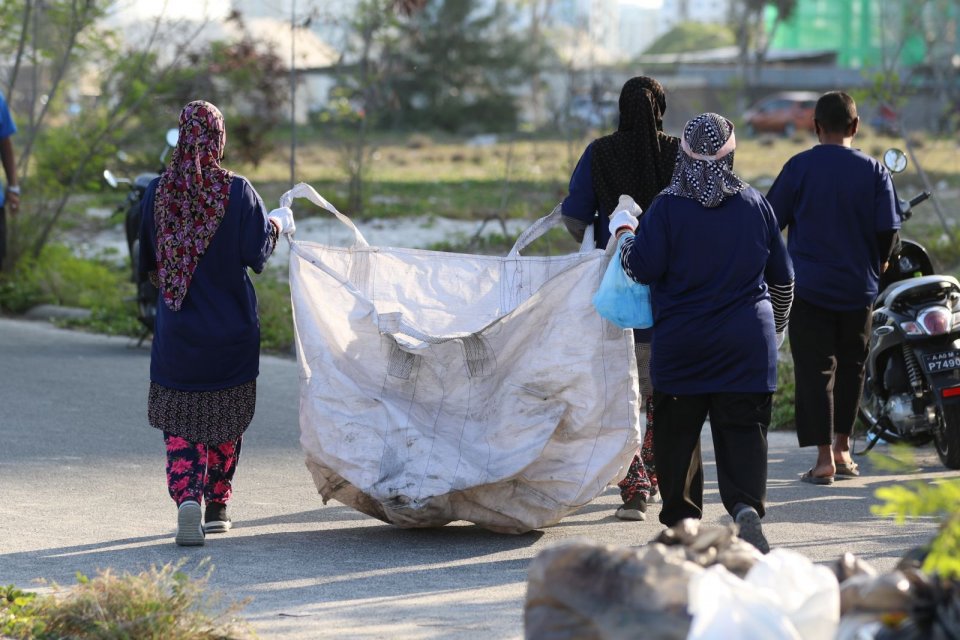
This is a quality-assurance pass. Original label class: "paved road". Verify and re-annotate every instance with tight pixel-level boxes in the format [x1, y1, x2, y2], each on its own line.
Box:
[0, 316, 952, 638]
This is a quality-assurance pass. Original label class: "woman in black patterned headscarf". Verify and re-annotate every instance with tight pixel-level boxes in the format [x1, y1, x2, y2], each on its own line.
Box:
[561, 76, 680, 523]
[609, 113, 795, 553]
[563, 76, 679, 248]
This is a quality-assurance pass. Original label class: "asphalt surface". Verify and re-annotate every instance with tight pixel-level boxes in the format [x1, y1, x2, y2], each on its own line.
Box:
[0, 315, 954, 639]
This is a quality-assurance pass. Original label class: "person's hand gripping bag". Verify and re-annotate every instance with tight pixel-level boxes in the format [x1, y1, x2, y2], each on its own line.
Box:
[592, 196, 653, 329]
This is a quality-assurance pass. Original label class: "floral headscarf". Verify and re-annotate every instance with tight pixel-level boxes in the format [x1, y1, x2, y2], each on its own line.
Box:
[154, 100, 234, 311]
[661, 112, 746, 209]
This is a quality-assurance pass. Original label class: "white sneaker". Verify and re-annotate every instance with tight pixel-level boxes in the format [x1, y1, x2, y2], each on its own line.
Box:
[175, 500, 205, 546]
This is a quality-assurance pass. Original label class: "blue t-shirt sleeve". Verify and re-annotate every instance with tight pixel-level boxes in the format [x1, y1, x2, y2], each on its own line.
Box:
[237, 177, 274, 274]
[765, 162, 795, 230]
[0, 93, 16, 139]
[622, 197, 668, 284]
[875, 168, 901, 232]
[561, 143, 598, 224]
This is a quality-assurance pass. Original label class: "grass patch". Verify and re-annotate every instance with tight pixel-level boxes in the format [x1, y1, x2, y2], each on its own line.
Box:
[252, 272, 294, 354]
[0, 561, 251, 640]
[0, 244, 142, 337]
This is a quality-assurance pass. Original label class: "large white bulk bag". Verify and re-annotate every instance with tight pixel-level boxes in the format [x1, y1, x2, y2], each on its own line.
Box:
[281, 183, 639, 534]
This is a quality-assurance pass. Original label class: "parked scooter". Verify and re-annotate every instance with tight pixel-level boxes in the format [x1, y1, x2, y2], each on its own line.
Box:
[103, 128, 178, 338]
[857, 148, 960, 469]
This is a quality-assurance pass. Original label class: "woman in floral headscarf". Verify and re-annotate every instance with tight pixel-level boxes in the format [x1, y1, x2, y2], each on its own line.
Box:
[608, 113, 794, 554]
[139, 100, 295, 546]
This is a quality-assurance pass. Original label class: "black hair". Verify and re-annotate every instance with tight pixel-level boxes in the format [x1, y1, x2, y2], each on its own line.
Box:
[815, 91, 858, 134]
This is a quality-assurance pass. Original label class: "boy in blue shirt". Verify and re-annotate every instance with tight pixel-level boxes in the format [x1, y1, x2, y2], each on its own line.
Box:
[766, 91, 900, 484]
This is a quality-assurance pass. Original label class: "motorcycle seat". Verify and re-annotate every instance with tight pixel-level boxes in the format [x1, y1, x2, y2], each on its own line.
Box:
[879, 274, 960, 309]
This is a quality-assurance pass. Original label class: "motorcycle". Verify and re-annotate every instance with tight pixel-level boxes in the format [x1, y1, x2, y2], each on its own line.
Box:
[857, 148, 960, 469]
[103, 128, 178, 338]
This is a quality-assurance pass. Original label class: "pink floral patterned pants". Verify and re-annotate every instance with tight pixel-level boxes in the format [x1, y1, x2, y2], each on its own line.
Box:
[618, 401, 658, 502]
[163, 432, 242, 506]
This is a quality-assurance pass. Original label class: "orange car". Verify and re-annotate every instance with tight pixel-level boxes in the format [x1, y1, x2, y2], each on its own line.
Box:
[743, 92, 818, 137]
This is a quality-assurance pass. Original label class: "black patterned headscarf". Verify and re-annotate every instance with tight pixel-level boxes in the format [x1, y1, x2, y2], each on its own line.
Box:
[662, 113, 746, 209]
[590, 77, 680, 218]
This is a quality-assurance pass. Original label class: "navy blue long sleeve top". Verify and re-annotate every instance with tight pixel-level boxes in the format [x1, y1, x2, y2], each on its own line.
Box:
[139, 175, 277, 391]
[620, 188, 794, 394]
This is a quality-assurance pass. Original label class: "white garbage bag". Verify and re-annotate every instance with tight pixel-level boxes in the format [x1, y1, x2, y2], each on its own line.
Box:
[687, 548, 840, 640]
[281, 183, 639, 534]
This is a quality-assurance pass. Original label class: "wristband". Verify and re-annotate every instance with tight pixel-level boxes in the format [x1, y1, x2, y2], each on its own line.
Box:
[6, 185, 19, 195]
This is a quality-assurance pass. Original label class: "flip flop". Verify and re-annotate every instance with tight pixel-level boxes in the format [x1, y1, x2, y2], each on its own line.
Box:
[835, 462, 860, 477]
[800, 468, 835, 485]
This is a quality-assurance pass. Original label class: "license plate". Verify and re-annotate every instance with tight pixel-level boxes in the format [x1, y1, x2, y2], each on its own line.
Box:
[923, 350, 960, 373]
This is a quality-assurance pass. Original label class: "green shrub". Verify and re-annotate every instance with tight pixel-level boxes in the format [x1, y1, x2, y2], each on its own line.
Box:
[1, 585, 42, 639]
[872, 446, 960, 578]
[0, 562, 251, 640]
[0, 244, 140, 336]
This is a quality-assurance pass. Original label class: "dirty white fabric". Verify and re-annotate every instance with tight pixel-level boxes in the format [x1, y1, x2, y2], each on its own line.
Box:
[281, 183, 640, 533]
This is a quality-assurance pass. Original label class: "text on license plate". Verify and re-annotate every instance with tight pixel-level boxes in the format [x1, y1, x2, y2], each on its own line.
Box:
[923, 351, 960, 373]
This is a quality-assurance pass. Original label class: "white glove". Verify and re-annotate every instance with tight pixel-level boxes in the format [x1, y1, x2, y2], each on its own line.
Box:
[776, 332, 785, 349]
[608, 194, 642, 236]
[268, 206, 295, 236]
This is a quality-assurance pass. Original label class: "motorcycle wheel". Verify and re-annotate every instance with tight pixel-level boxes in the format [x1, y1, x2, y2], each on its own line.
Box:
[934, 403, 960, 469]
[856, 375, 900, 454]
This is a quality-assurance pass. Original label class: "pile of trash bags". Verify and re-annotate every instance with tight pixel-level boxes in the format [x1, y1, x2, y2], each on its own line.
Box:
[524, 519, 960, 639]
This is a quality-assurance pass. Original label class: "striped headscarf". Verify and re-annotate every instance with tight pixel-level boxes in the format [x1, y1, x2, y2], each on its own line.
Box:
[154, 101, 234, 311]
[661, 112, 746, 209]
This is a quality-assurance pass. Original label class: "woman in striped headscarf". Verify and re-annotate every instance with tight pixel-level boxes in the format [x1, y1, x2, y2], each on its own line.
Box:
[609, 113, 794, 554]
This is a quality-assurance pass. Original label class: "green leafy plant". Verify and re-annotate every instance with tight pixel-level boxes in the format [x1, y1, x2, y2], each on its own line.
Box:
[1, 585, 43, 639]
[0, 561, 251, 640]
[872, 446, 960, 578]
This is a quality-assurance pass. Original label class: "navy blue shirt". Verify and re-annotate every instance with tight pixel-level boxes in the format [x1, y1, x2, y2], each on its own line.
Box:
[563, 142, 612, 247]
[563, 142, 654, 342]
[765, 145, 900, 310]
[139, 176, 276, 390]
[622, 188, 794, 394]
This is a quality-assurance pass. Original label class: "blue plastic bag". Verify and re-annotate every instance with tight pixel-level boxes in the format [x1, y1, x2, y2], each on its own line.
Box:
[592, 234, 653, 329]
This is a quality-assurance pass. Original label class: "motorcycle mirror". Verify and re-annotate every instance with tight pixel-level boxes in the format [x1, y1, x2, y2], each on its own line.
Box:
[165, 128, 179, 148]
[102, 169, 118, 188]
[883, 148, 908, 173]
